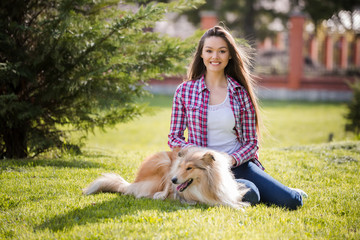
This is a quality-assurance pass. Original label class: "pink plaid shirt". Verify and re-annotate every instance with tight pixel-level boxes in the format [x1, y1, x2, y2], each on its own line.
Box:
[168, 75, 264, 170]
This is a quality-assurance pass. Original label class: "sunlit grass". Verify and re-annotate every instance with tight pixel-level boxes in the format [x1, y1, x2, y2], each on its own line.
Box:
[260, 101, 352, 148]
[1, 95, 359, 239]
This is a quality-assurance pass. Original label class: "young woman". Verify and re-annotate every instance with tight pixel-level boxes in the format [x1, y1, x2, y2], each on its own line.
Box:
[168, 26, 307, 210]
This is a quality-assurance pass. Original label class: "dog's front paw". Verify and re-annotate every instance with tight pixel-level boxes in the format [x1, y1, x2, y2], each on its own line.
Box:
[153, 191, 168, 200]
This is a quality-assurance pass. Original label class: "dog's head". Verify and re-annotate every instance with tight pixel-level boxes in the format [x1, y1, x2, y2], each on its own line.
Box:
[171, 148, 215, 193]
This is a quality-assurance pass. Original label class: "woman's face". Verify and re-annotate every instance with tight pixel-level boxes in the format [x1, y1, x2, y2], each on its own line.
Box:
[201, 36, 231, 74]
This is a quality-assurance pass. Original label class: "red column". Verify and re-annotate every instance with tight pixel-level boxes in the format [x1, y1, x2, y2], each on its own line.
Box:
[288, 13, 305, 89]
[339, 36, 348, 69]
[354, 37, 360, 68]
[200, 11, 218, 30]
[324, 35, 333, 70]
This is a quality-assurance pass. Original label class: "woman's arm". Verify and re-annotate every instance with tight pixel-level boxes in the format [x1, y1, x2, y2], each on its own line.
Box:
[230, 90, 259, 167]
[168, 85, 192, 149]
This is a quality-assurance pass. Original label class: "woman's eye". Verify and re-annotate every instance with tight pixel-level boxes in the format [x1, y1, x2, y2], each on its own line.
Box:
[206, 50, 212, 53]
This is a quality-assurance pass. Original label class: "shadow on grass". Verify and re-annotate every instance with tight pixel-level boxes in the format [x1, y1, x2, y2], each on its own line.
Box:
[36, 194, 209, 232]
[0, 157, 103, 171]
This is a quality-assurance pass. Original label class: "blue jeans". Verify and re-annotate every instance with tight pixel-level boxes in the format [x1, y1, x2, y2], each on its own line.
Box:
[233, 161, 303, 210]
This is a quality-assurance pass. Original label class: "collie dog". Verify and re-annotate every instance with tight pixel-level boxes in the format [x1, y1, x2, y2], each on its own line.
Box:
[83, 147, 249, 209]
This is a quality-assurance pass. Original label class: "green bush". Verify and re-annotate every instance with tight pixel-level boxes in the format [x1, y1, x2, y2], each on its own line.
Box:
[345, 79, 360, 138]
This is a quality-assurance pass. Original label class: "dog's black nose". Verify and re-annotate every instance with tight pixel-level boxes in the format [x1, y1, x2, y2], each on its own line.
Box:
[171, 177, 178, 184]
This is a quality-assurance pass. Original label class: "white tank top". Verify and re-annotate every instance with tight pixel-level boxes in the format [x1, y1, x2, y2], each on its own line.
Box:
[207, 93, 241, 154]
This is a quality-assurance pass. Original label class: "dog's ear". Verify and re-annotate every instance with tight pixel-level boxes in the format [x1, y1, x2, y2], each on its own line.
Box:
[178, 149, 185, 157]
[202, 152, 215, 166]
[172, 147, 181, 155]
[178, 147, 191, 157]
[169, 147, 181, 161]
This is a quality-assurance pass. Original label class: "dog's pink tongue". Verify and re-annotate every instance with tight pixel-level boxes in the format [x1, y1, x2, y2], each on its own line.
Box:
[176, 183, 186, 192]
[176, 179, 193, 192]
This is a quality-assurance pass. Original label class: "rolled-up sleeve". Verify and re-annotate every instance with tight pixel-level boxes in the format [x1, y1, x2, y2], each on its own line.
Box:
[168, 85, 193, 149]
[230, 89, 262, 169]
[230, 107, 259, 166]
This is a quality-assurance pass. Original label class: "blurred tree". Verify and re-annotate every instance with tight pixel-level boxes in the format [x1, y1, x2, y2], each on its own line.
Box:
[219, 0, 289, 42]
[0, 0, 204, 159]
[345, 80, 360, 138]
[184, 0, 288, 43]
[184, 0, 359, 41]
[301, 0, 359, 31]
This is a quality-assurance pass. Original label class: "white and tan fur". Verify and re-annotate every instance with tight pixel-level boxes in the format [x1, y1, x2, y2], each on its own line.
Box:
[83, 147, 249, 209]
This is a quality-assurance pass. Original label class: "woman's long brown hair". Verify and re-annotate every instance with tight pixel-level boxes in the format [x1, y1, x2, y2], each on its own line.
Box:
[187, 26, 261, 132]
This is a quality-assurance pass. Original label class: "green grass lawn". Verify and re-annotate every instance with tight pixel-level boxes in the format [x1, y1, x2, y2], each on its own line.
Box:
[1, 95, 359, 239]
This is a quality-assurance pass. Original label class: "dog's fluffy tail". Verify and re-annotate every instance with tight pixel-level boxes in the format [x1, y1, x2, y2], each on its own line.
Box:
[83, 173, 130, 195]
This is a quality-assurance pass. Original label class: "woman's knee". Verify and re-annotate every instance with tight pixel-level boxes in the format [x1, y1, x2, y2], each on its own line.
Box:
[236, 179, 260, 205]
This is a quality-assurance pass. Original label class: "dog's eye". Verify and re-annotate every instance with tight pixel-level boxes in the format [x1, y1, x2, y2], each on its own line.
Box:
[186, 167, 192, 171]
